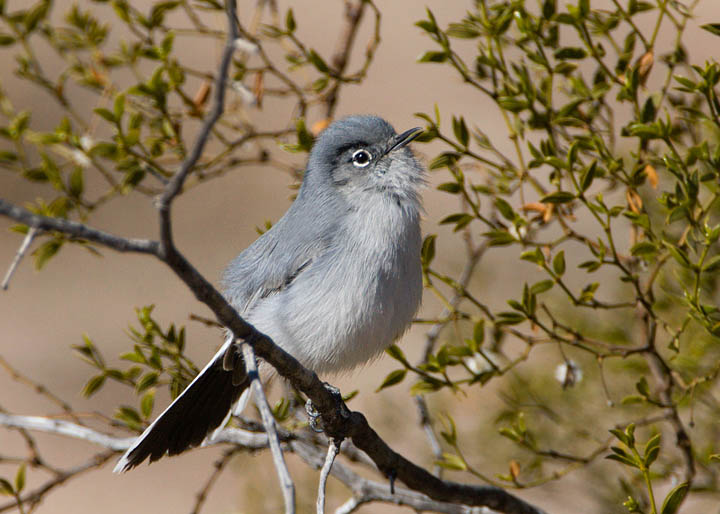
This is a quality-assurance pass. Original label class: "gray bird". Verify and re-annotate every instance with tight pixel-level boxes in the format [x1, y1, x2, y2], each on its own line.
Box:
[114, 115, 425, 472]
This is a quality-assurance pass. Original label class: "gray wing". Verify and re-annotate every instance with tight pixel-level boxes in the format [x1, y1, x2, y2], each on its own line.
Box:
[221, 190, 342, 315]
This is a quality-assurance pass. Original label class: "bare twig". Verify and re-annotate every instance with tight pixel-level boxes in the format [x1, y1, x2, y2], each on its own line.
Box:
[0, 413, 133, 451]
[241, 341, 296, 514]
[317, 439, 340, 514]
[0, 451, 115, 514]
[0, 201, 158, 255]
[1, 227, 37, 290]
[0, 357, 80, 424]
[190, 448, 240, 514]
[414, 395, 444, 477]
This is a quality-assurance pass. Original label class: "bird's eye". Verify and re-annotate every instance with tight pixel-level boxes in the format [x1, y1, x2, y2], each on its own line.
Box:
[351, 149, 372, 168]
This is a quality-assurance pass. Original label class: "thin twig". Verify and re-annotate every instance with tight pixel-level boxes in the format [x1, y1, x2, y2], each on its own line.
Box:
[317, 439, 341, 514]
[190, 448, 240, 514]
[241, 341, 296, 514]
[1, 227, 37, 290]
[0, 357, 80, 423]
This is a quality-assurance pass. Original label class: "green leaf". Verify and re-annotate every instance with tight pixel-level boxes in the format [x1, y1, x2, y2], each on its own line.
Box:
[631, 241, 658, 258]
[644, 433, 661, 467]
[530, 280, 553, 295]
[484, 230, 516, 246]
[552, 251, 566, 276]
[0, 477, 13, 495]
[285, 8, 296, 32]
[452, 116, 469, 147]
[580, 160, 597, 192]
[376, 369, 407, 391]
[436, 452, 467, 471]
[521, 248, 545, 266]
[307, 50, 329, 73]
[471, 320, 485, 351]
[136, 371, 159, 392]
[437, 182, 462, 193]
[34, 239, 62, 270]
[703, 255, 720, 272]
[68, 167, 84, 197]
[606, 450, 639, 468]
[663, 242, 691, 268]
[430, 152, 460, 170]
[94, 107, 116, 124]
[554, 47, 587, 60]
[446, 22, 480, 39]
[660, 483, 689, 514]
[421, 234, 436, 267]
[82, 374, 106, 397]
[494, 198, 516, 221]
[14, 463, 25, 493]
[0, 33, 15, 46]
[636, 376, 650, 398]
[140, 390, 155, 418]
[497, 96, 527, 112]
[496, 311, 526, 325]
[542, 0, 556, 19]
[700, 24, 720, 37]
[385, 344, 408, 364]
[541, 191, 575, 204]
[417, 51, 448, 63]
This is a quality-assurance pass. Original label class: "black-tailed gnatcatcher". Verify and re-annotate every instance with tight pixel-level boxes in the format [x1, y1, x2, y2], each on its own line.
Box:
[114, 115, 425, 472]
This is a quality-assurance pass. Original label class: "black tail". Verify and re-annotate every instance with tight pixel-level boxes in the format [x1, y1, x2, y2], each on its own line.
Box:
[114, 341, 248, 472]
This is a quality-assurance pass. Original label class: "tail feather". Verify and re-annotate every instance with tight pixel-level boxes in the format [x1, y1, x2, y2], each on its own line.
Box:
[113, 340, 248, 472]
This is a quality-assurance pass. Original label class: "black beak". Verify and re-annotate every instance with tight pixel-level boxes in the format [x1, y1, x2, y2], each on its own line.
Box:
[385, 127, 423, 155]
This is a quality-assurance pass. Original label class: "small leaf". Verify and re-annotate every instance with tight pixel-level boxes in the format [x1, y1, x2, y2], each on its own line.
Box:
[472, 319, 485, 347]
[94, 108, 116, 123]
[552, 251, 566, 276]
[285, 8, 296, 32]
[700, 23, 720, 37]
[417, 51, 448, 63]
[541, 191, 575, 204]
[580, 160, 597, 192]
[437, 182, 462, 193]
[530, 279, 553, 295]
[436, 453, 467, 471]
[554, 47, 587, 60]
[660, 483, 689, 514]
[421, 235, 436, 267]
[140, 390, 155, 418]
[644, 433, 661, 467]
[82, 374, 106, 397]
[636, 376, 650, 398]
[307, 50, 329, 73]
[68, 167, 84, 197]
[631, 241, 658, 258]
[0, 33, 15, 46]
[14, 463, 25, 493]
[0, 477, 13, 495]
[385, 344, 408, 364]
[376, 369, 407, 391]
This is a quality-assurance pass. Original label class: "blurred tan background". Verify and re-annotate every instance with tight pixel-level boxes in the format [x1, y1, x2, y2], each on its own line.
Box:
[2, 1, 720, 513]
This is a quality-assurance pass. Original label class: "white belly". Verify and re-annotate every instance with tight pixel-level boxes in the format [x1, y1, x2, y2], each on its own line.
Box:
[246, 198, 422, 374]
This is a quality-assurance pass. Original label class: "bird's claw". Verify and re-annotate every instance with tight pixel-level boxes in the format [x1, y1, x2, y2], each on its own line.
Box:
[305, 382, 348, 432]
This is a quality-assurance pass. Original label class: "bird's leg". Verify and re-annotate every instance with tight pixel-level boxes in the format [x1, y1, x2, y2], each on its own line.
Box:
[305, 382, 349, 432]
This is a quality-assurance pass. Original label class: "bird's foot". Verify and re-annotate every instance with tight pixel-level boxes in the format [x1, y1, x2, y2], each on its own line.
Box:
[305, 382, 349, 433]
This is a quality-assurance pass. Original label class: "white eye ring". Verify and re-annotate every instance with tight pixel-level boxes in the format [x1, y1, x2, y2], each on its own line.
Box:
[351, 149, 372, 168]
